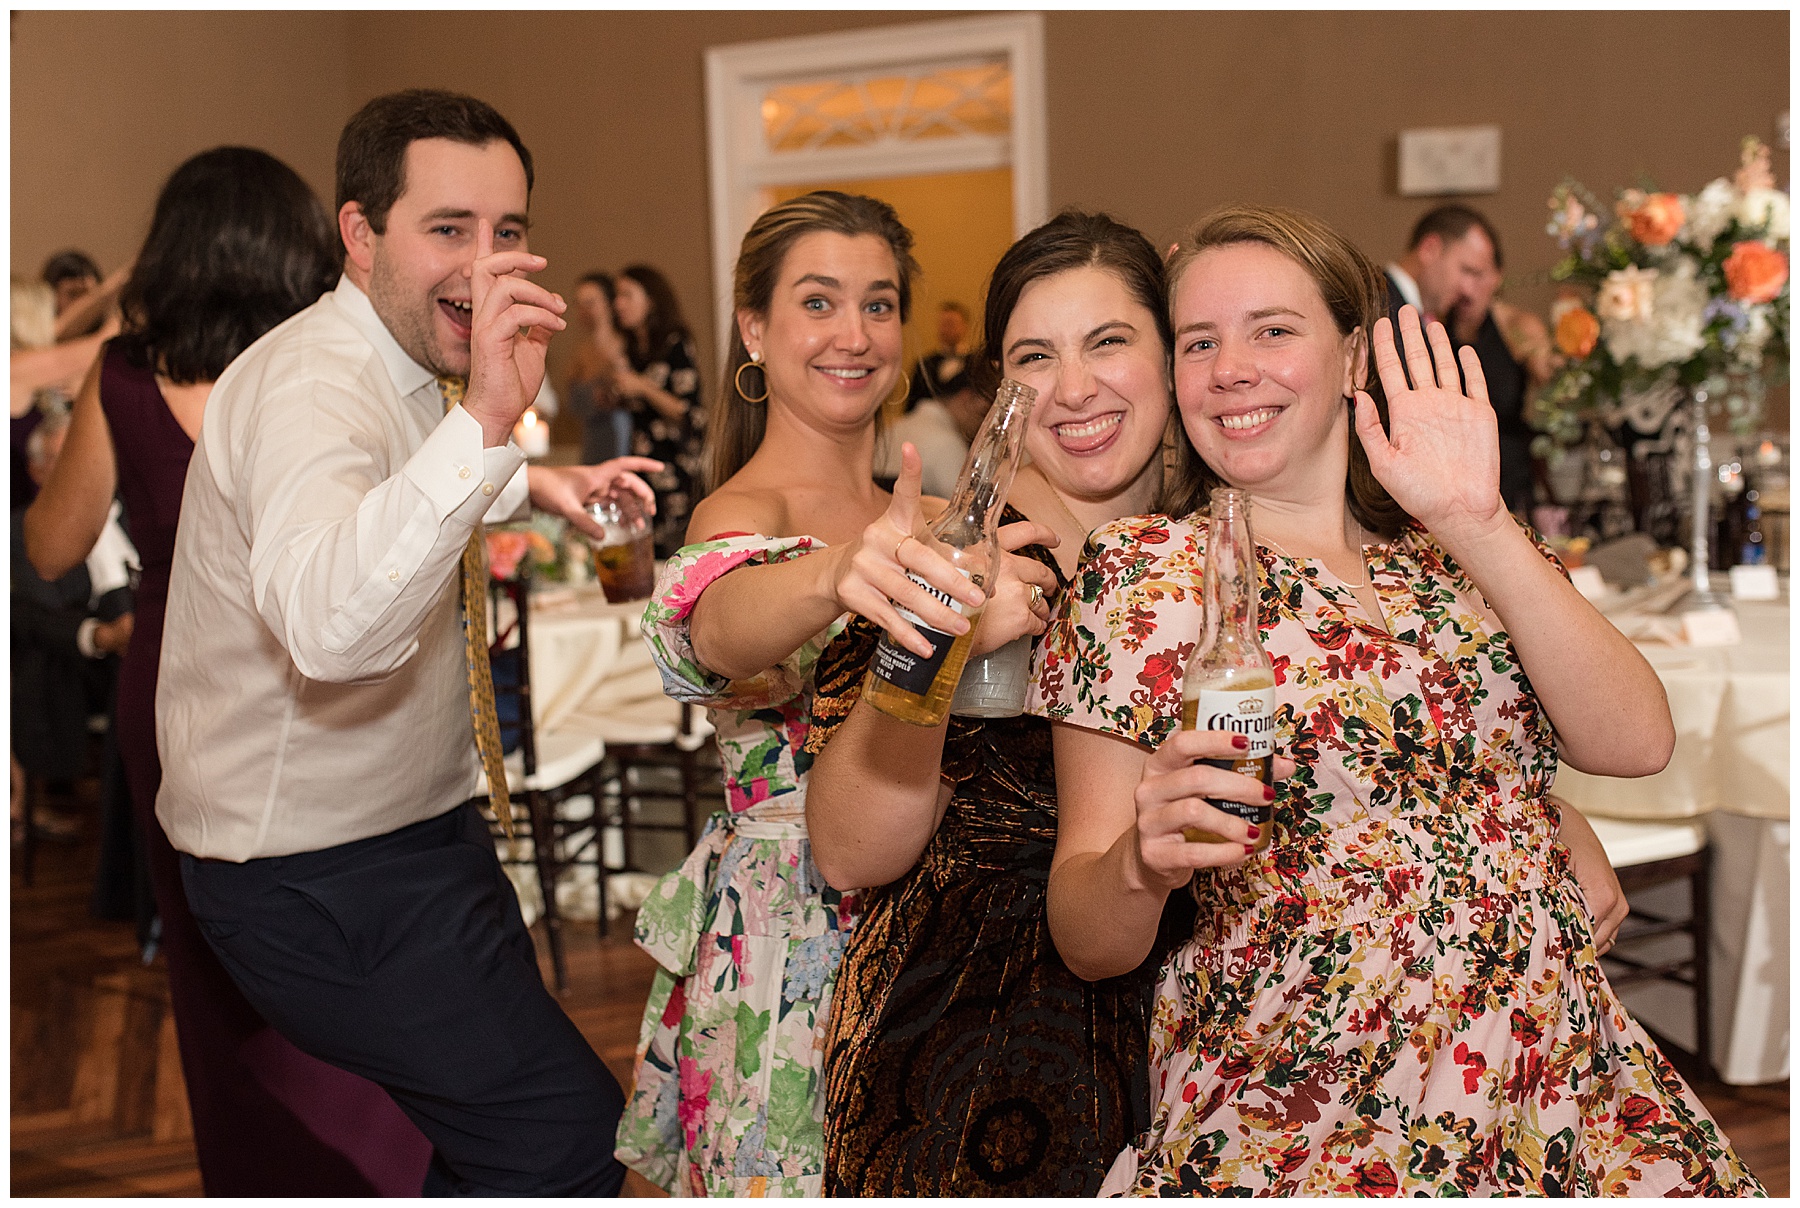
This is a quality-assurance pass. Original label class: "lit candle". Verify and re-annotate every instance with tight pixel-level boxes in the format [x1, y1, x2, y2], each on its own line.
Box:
[514, 408, 550, 458]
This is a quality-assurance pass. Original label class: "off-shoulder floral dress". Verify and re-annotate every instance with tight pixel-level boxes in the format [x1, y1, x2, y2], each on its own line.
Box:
[1031, 512, 1763, 1197]
[613, 535, 858, 1196]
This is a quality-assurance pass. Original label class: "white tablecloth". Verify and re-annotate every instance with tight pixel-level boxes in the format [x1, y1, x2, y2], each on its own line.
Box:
[522, 584, 656, 732]
[1555, 595, 1789, 1085]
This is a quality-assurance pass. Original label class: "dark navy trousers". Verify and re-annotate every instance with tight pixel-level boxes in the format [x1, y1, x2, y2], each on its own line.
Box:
[182, 802, 626, 1196]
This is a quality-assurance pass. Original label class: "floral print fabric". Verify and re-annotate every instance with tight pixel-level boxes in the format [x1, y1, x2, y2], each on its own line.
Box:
[615, 535, 858, 1196]
[1032, 512, 1762, 1197]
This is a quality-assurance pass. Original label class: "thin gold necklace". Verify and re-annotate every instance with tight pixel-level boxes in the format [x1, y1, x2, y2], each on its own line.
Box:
[1259, 521, 1371, 590]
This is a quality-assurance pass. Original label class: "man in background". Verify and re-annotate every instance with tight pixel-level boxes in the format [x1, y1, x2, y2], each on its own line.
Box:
[875, 364, 982, 496]
[157, 90, 657, 1195]
[905, 298, 971, 408]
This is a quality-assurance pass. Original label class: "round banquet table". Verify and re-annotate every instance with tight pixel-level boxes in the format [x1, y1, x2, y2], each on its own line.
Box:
[1554, 595, 1789, 1085]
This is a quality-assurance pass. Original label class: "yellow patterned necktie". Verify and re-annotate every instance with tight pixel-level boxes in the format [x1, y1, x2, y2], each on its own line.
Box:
[438, 376, 514, 841]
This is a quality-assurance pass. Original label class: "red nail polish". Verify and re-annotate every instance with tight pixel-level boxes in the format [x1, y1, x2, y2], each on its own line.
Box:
[1232, 734, 1249, 750]
[1243, 844, 1255, 855]
[1246, 825, 1261, 840]
[1264, 785, 1276, 802]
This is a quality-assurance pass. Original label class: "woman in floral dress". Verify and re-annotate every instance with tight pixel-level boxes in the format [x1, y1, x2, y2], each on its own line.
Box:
[614, 191, 1001, 1195]
[1035, 205, 1763, 1196]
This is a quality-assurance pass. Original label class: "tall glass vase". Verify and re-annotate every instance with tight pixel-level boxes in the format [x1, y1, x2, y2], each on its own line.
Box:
[1687, 387, 1733, 610]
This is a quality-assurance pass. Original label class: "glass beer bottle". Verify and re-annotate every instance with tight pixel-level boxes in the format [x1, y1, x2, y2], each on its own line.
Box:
[864, 379, 1038, 727]
[1180, 487, 1277, 848]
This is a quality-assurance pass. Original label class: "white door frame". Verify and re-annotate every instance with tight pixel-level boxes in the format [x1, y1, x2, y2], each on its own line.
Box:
[703, 13, 1048, 358]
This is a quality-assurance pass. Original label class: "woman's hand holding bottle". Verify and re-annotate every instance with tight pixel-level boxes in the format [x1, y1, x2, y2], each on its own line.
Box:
[831, 442, 987, 658]
[1130, 730, 1296, 891]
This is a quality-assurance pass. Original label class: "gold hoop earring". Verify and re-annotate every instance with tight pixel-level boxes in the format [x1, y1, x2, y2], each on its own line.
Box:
[735, 355, 769, 404]
[887, 371, 912, 407]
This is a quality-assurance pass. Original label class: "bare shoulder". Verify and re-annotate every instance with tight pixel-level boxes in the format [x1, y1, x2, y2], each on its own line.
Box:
[686, 481, 792, 543]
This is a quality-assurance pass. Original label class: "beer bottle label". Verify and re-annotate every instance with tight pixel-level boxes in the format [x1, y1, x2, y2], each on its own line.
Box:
[1189, 686, 1276, 758]
[871, 571, 970, 696]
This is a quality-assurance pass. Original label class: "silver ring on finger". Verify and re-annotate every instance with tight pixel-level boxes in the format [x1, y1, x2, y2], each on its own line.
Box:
[1029, 584, 1044, 610]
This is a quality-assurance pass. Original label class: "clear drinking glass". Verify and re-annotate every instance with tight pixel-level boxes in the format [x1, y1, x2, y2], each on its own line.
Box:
[950, 634, 1033, 718]
[585, 494, 655, 603]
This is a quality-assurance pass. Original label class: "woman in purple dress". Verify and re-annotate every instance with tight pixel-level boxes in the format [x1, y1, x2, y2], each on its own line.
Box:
[25, 147, 433, 1195]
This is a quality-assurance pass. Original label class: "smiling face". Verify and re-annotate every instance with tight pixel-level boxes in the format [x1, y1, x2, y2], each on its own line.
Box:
[1001, 265, 1170, 505]
[1171, 242, 1362, 503]
[613, 275, 651, 334]
[356, 137, 529, 379]
[1414, 226, 1497, 321]
[739, 230, 904, 434]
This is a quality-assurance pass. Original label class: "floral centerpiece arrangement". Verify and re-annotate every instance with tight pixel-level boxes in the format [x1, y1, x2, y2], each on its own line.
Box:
[487, 511, 582, 582]
[1534, 137, 1789, 457]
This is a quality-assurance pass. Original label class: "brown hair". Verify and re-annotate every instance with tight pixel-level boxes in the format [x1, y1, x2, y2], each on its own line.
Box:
[617, 263, 692, 365]
[973, 209, 1172, 398]
[1160, 205, 1410, 536]
[706, 190, 920, 491]
[336, 89, 533, 235]
[1408, 202, 1504, 270]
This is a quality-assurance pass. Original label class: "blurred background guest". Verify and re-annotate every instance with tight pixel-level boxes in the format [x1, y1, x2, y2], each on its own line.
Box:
[24, 145, 432, 1197]
[613, 262, 704, 556]
[42, 249, 101, 317]
[563, 270, 634, 463]
[12, 408, 132, 844]
[12, 276, 116, 508]
[872, 363, 976, 497]
[904, 298, 972, 407]
[44, 250, 130, 345]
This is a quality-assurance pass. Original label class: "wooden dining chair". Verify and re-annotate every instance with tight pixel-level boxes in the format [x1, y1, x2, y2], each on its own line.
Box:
[1585, 813, 1714, 1081]
[476, 572, 608, 994]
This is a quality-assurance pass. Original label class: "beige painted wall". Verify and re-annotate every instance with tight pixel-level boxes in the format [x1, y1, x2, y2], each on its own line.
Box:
[13, 10, 1788, 431]
[12, 11, 351, 275]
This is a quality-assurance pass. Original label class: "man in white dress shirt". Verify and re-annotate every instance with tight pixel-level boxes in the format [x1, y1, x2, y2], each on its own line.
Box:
[158, 91, 657, 1196]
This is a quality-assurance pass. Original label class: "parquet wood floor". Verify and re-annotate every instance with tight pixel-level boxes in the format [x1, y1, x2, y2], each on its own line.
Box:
[13, 816, 1788, 1196]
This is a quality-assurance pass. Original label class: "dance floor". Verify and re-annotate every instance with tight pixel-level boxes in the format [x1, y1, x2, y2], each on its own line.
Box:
[11, 805, 1788, 1197]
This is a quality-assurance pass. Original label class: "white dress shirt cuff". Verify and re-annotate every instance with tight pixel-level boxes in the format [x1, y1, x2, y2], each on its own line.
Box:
[76, 618, 103, 660]
[403, 406, 529, 525]
[486, 457, 532, 525]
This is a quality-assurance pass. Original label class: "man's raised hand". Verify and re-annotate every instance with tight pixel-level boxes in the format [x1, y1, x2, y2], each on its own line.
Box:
[464, 217, 567, 447]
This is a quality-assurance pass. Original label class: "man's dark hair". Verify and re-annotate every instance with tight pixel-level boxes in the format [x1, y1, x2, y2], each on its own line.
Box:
[117, 146, 341, 384]
[41, 249, 101, 288]
[1407, 203, 1504, 269]
[336, 89, 534, 235]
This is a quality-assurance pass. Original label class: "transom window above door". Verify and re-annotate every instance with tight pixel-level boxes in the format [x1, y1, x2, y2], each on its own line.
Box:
[759, 60, 1013, 153]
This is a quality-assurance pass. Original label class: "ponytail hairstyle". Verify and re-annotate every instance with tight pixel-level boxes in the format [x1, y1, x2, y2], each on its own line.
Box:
[706, 190, 920, 491]
[1160, 204, 1411, 536]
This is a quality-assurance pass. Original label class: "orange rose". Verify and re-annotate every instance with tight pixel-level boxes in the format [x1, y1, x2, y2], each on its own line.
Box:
[1723, 241, 1789, 304]
[1625, 192, 1686, 247]
[1555, 306, 1601, 358]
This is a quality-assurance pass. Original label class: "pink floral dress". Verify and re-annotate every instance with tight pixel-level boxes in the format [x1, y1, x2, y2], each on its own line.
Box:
[614, 535, 859, 1196]
[1031, 512, 1762, 1197]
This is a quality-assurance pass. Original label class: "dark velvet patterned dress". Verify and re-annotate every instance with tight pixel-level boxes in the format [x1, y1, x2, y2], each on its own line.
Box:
[808, 534, 1183, 1196]
[623, 332, 705, 558]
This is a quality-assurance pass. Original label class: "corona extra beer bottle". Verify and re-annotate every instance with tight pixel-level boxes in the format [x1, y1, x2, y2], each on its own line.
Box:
[865, 379, 1037, 726]
[1180, 487, 1276, 847]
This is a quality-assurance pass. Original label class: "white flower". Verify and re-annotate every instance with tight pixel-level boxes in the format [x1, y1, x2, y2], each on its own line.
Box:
[1736, 188, 1790, 241]
[1686, 178, 1736, 251]
[1732, 305, 1775, 370]
[1596, 266, 1658, 323]
[1601, 258, 1708, 369]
